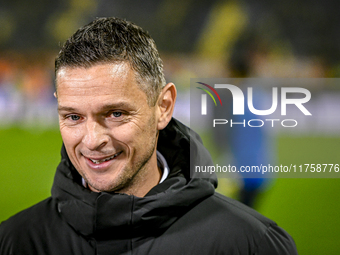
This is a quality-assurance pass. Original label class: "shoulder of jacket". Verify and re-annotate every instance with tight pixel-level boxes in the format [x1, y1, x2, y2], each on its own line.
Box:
[212, 192, 276, 226]
[205, 192, 298, 254]
[197, 192, 275, 227]
[0, 197, 56, 242]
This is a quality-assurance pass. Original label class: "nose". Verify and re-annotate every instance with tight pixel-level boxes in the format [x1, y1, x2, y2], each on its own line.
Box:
[82, 119, 109, 151]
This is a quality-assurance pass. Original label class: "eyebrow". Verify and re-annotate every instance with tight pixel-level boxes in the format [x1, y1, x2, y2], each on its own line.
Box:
[58, 106, 76, 112]
[57, 102, 135, 113]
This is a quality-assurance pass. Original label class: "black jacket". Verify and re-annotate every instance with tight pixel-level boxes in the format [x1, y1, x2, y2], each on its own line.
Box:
[0, 119, 298, 255]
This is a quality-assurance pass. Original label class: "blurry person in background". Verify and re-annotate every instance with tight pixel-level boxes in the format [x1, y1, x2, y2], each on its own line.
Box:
[228, 36, 275, 208]
[0, 17, 297, 254]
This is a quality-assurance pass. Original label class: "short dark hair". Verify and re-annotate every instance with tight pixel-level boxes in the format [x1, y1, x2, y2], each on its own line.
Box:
[55, 17, 166, 105]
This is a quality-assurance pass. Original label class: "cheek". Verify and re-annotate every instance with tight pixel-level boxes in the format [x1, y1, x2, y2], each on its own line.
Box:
[60, 126, 83, 149]
[113, 120, 155, 149]
[111, 124, 141, 147]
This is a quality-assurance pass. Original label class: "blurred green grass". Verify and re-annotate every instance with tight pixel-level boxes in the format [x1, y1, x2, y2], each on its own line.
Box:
[257, 136, 340, 255]
[0, 127, 61, 222]
[0, 129, 339, 254]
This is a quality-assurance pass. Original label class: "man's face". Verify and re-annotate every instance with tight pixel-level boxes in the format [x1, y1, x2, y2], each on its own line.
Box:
[56, 63, 161, 194]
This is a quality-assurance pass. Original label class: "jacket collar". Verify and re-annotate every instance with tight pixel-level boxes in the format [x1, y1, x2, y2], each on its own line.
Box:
[51, 118, 217, 239]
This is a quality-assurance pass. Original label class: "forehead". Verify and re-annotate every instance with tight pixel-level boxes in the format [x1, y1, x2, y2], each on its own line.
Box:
[56, 63, 140, 95]
[56, 63, 149, 109]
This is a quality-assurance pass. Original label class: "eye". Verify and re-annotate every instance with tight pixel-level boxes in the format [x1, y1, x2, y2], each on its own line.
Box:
[112, 111, 122, 118]
[68, 115, 81, 121]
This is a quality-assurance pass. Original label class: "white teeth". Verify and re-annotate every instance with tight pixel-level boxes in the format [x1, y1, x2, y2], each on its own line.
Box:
[89, 153, 120, 164]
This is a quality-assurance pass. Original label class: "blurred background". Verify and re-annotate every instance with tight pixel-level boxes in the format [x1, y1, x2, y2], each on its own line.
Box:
[0, 0, 340, 254]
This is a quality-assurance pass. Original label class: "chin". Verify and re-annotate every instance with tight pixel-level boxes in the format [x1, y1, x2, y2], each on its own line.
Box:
[87, 174, 130, 193]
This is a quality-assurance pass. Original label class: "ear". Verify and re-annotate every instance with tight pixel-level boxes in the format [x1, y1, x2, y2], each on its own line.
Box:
[156, 83, 177, 130]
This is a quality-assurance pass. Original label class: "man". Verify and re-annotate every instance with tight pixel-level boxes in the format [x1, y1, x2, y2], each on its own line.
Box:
[0, 17, 298, 254]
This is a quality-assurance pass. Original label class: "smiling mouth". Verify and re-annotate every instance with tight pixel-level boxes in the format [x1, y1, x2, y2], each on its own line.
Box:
[88, 152, 122, 164]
